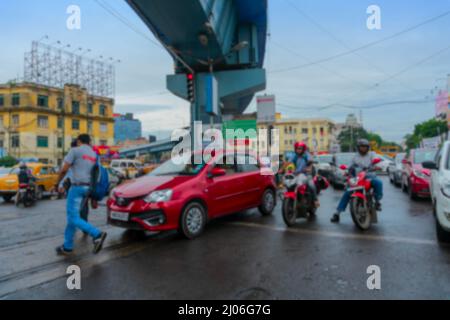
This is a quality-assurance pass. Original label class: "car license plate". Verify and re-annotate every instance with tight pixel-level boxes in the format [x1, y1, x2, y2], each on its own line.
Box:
[110, 211, 129, 222]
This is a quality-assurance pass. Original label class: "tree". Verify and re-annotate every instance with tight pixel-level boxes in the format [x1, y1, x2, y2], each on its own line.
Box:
[338, 127, 368, 152]
[404, 118, 448, 150]
[0, 156, 18, 168]
[338, 127, 401, 152]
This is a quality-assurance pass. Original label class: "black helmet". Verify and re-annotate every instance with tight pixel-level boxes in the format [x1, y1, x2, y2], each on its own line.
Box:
[357, 139, 370, 148]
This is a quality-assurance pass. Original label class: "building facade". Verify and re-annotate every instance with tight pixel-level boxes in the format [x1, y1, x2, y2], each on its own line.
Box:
[330, 113, 363, 152]
[114, 113, 142, 143]
[259, 114, 335, 156]
[0, 82, 115, 165]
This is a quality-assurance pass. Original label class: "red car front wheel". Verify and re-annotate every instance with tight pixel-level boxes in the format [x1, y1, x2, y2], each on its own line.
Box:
[179, 202, 207, 240]
[259, 189, 275, 216]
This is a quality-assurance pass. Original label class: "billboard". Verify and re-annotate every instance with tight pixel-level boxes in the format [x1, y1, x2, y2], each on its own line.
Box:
[257, 95, 276, 123]
[435, 90, 448, 119]
[421, 136, 441, 149]
[222, 120, 258, 150]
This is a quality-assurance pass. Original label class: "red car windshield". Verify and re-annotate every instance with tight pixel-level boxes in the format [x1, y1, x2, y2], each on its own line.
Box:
[150, 157, 206, 176]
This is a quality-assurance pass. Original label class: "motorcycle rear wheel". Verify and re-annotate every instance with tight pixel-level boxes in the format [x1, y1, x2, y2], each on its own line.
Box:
[282, 198, 297, 227]
[350, 198, 372, 230]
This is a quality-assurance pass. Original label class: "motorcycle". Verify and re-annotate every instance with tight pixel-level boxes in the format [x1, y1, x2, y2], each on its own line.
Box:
[281, 172, 329, 226]
[340, 158, 382, 231]
[15, 183, 37, 207]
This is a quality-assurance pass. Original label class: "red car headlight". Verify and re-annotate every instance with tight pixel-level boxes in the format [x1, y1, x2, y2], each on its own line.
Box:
[413, 170, 428, 180]
[143, 189, 173, 203]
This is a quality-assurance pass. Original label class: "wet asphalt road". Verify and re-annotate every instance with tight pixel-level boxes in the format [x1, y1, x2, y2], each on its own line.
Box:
[1, 176, 450, 300]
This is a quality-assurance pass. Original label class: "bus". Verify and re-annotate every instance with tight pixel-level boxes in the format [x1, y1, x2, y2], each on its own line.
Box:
[379, 145, 401, 158]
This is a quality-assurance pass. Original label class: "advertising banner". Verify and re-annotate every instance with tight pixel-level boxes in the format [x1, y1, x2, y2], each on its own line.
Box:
[257, 95, 276, 124]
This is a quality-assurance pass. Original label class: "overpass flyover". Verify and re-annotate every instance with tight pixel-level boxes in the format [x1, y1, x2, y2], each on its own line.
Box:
[126, 0, 268, 124]
[120, 138, 177, 161]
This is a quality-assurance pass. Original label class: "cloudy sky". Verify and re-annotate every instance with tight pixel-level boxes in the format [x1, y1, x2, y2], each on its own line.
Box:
[1, 0, 450, 142]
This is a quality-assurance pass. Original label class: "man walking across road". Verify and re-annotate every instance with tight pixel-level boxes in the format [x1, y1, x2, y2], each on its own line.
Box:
[53, 134, 107, 255]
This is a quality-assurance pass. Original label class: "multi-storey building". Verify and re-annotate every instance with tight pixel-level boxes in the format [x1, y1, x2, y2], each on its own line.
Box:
[0, 82, 115, 165]
[259, 114, 335, 156]
[114, 113, 142, 143]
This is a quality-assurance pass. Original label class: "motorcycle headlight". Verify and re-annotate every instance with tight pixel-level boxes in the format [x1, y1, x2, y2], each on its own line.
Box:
[143, 189, 173, 203]
[441, 185, 450, 198]
[349, 178, 358, 186]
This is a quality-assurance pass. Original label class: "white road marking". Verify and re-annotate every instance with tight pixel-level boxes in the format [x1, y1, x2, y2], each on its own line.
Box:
[230, 222, 439, 246]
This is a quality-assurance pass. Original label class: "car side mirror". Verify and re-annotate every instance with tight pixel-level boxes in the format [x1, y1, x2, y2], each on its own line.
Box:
[339, 165, 348, 170]
[209, 167, 226, 178]
[422, 161, 437, 170]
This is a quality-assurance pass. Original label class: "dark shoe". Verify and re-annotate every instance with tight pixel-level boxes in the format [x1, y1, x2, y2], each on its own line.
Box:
[93, 232, 107, 254]
[331, 213, 340, 223]
[376, 202, 382, 211]
[56, 245, 73, 256]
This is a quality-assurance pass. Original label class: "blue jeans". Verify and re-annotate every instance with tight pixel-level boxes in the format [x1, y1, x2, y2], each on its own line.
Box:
[64, 185, 101, 250]
[337, 177, 383, 213]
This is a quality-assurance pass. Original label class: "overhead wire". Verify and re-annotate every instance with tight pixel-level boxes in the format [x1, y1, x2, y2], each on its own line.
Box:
[270, 8, 450, 73]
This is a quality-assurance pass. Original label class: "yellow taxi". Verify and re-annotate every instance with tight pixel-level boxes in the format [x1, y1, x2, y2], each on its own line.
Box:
[0, 163, 58, 202]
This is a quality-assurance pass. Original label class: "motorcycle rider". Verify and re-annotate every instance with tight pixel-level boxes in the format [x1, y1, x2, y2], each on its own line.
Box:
[330, 139, 383, 223]
[17, 162, 37, 193]
[282, 141, 320, 208]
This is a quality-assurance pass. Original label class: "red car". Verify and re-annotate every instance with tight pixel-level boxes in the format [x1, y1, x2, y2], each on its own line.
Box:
[401, 149, 437, 199]
[106, 152, 277, 239]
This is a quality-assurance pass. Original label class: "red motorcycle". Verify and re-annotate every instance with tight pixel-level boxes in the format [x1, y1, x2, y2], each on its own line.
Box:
[340, 158, 382, 230]
[282, 173, 329, 226]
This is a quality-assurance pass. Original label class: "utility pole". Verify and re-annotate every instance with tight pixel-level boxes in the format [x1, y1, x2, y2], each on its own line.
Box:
[359, 109, 363, 128]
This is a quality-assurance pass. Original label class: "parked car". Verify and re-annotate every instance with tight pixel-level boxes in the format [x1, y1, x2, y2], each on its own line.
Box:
[376, 154, 394, 175]
[313, 154, 333, 179]
[107, 152, 277, 239]
[401, 149, 437, 200]
[422, 142, 450, 243]
[110, 159, 144, 179]
[388, 153, 406, 187]
[0, 163, 58, 202]
[329, 153, 356, 189]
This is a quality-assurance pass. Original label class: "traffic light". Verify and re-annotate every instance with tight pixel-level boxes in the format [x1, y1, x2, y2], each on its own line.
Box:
[186, 73, 195, 103]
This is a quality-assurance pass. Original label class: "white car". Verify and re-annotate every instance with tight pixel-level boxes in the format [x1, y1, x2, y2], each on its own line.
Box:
[313, 154, 333, 178]
[388, 153, 406, 187]
[423, 141, 450, 243]
[376, 154, 394, 174]
[110, 159, 143, 179]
